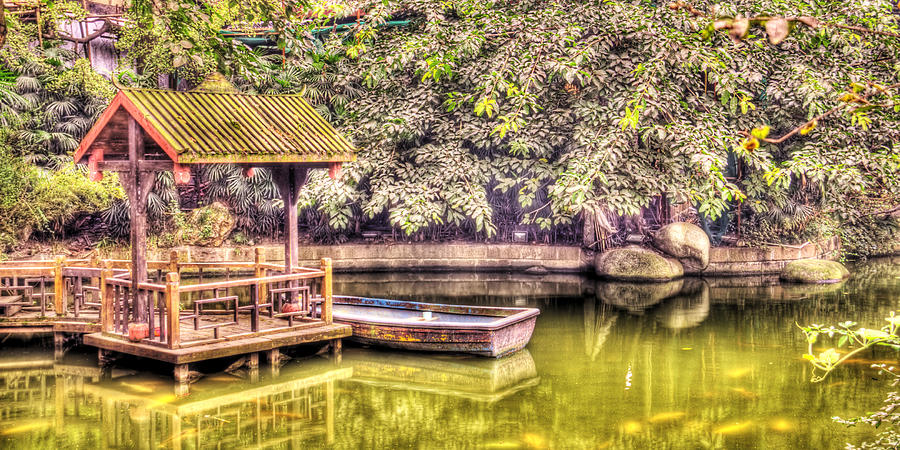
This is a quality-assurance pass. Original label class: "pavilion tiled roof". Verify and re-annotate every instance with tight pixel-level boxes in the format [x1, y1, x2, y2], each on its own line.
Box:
[75, 79, 356, 165]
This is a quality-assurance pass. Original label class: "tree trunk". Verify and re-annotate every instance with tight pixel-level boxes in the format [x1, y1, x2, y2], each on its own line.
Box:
[0, 0, 7, 50]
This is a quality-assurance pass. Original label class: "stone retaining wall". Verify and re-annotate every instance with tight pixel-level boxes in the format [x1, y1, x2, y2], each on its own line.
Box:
[296, 243, 590, 273]
[130, 243, 588, 273]
[95, 237, 839, 276]
[699, 236, 841, 276]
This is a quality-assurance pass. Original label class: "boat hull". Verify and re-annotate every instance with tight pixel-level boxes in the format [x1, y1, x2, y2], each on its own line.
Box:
[345, 316, 537, 357]
[331, 296, 539, 357]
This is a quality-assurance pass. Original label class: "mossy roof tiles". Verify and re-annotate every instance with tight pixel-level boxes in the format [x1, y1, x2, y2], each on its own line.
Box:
[75, 87, 356, 165]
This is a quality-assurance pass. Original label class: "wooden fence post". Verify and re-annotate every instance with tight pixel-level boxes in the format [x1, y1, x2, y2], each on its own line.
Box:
[254, 247, 267, 303]
[100, 261, 113, 333]
[54, 256, 65, 317]
[168, 250, 179, 276]
[165, 272, 180, 349]
[321, 258, 332, 324]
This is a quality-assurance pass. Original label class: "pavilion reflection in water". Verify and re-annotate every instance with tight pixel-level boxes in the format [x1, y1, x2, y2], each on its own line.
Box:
[0, 344, 543, 448]
[0, 353, 348, 449]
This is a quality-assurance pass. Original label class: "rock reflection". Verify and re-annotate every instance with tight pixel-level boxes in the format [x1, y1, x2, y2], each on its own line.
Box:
[596, 279, 683, 314]
[583, 299, 618, 360]
[706, 276, 845, 303]
[654, 279, 711, 330]
[344, 348, 539, 403]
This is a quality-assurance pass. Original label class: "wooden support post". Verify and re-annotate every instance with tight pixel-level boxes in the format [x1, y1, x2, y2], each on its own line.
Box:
[124, 116, 154, 323]
[329, 339, 342, 364]
[277, 166, 308, 275]
[248, 352, 259, 383]
[98, 348, 115, 379]
[168, 250, 179, 277]
[54, 256, 65, 317]
[173, 364, 189, 381]
[100, 261, 114, 333]
[266, 348, 281, 376]
[254, 247, 267, 304]
[53, 332, 65, 361]
[276, 167, 308, 308]
[250, 280, 260, 332]
[174, 382, 190, 399]
[165, 272, 180, 349]
[321, 258, 333, 324]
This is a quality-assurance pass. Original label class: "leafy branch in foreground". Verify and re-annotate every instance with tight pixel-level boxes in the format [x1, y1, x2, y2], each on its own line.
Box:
[800, 313, 900, 382]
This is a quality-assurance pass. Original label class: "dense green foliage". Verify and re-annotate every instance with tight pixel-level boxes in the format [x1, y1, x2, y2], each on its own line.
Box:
[0, 144, 122, 250]
[0, 5, 121, 252]
[268, 0, 900, 250]
[1, 0, 899, 254]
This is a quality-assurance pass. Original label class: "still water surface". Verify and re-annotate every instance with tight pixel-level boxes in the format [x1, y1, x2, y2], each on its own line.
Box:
[2, 258, 900, 449]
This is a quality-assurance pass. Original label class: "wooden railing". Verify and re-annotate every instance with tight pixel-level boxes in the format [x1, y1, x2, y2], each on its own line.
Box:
[0, 258, 129, 319]
[0, 258, 89, 317]
[97, 250, 334, 349]
[0, 264, 54, 317]
[0, 250, 334, 339]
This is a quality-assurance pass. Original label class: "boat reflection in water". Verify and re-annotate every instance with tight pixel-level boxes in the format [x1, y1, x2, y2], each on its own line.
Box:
[344, 347, 539, 403]
[0, 352, 349, 449]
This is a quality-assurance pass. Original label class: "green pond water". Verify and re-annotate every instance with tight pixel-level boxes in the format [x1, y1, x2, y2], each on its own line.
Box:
[2, 257, 900, 449]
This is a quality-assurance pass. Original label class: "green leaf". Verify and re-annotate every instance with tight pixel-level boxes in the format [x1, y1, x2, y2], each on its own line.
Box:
[751, 126, 770, 140]
[858, 328, 890, 341]
[818, 348, 840, 366]
[837, 335, 848, 347]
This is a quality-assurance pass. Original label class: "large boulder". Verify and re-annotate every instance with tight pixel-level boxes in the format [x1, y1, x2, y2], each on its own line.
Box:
[595, 246, 684, 282]
[652, 222, 710, 272]
[780, 259, 850, 284]
[177, 202, 235, 247]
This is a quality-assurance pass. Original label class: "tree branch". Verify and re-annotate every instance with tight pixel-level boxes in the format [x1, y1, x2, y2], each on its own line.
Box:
[42, 17, 116, 44]
[741, 82, 900, 144]
[860, 205, 900, 218]
[669, 2, 900, 39]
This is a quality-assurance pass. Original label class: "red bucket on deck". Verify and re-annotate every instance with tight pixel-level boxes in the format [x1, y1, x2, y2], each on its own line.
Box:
[282, 303, 301, 314]
[127, 323, 149, 342]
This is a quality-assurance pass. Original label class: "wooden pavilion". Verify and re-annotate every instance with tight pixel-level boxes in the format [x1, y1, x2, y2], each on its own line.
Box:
[74, 74, 354, 317]
[61, 75, 356, 380]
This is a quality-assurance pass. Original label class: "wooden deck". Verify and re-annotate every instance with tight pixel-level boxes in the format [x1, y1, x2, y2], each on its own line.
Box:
[0, 310, 100, 332]
[0, 252, 348, 379]
[85, 321, 350, 364]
